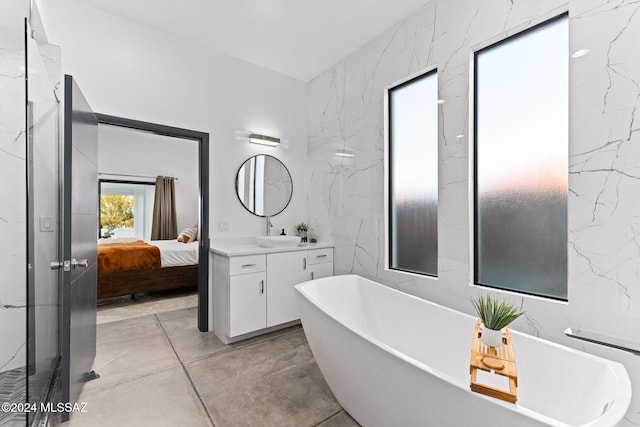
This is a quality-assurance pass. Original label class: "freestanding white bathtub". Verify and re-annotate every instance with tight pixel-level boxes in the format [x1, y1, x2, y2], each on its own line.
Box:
[295, 275, 631, 427]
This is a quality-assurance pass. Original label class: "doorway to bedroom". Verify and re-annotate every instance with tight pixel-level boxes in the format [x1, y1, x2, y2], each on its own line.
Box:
[95, 114, 210, 332]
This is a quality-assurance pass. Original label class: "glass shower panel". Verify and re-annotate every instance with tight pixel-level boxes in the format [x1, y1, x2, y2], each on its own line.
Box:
[26, 27, 61, 420]
[0, 6, 29, 426]
[474, 15, 568, 299]
[388, 70, 438, 276]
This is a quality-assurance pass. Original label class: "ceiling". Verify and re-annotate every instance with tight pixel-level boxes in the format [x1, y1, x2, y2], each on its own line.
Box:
[75, 0, 431, 81]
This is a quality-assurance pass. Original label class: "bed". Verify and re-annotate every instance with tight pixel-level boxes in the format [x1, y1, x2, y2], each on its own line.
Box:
[97, 238, 199, 299]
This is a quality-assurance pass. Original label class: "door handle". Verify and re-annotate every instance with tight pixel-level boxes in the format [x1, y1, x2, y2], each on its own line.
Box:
[311, 272, 314, 280]
[71, 258, 89, 269]
[303, 257, 306, 270]
[50, 260, 71, 271]
[242, 263, 256, 268]
[316, 254, 327, 258]
[259, 279, 265, 294]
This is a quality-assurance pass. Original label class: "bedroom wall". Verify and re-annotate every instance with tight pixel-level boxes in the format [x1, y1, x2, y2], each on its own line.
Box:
[98, 124, 199, 235]
[36, 0, 308, 240]
[307, 0, 640, 424]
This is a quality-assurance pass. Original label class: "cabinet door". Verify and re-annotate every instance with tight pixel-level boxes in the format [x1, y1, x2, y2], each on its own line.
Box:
[229, 272, 266, 337]
[267, 251, 308, 327]
[309, 262, 333, 280]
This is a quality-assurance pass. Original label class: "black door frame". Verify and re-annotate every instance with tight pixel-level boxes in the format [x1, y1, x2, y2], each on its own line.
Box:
[95, 113, 210, 331]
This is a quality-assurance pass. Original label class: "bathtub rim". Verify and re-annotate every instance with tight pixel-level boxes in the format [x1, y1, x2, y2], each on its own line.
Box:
[295, 274, 632, 427]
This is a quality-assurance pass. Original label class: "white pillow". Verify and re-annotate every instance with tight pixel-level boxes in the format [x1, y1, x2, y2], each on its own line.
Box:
[188, 227, 198, 242]
[178, 227, 197, 243]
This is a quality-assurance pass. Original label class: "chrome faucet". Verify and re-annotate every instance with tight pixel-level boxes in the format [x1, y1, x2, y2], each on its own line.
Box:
[266, 216, 273, 236]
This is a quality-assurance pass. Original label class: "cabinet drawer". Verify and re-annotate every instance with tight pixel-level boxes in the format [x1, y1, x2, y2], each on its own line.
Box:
[230, 254, 266, 275]
[307, 248, 333, 265]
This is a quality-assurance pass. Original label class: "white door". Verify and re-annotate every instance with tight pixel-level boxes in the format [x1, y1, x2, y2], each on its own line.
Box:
[229, 272, 266, 337]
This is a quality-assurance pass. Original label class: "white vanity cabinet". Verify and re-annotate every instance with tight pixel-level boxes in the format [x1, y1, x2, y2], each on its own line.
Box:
[211, 243, 334, 344]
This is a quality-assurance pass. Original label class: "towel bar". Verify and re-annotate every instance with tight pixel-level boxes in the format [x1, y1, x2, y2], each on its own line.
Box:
[564, 328, 640, 356]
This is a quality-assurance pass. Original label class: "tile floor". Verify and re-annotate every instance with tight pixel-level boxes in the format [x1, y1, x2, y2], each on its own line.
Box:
[69, 305, 360, 427]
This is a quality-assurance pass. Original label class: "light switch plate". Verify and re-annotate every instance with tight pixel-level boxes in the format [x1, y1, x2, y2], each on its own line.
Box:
[39, 216, 54, 232]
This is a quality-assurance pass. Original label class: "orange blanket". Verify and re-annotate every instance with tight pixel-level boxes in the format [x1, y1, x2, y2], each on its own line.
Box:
[98, 241, 161, 274]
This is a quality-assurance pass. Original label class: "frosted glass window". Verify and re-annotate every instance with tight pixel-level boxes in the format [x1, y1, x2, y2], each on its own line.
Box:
[474, 15, 568, 300]
[388, 70, 438, 276]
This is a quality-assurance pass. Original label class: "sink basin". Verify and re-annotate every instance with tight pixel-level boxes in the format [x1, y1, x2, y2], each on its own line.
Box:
[257, 235, 301, 248]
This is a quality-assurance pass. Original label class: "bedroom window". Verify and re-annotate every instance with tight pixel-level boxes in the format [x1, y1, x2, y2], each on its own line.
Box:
[386, 69, 438, 277]
[474, 14, 568, 300]
[99, 181, 155, 241]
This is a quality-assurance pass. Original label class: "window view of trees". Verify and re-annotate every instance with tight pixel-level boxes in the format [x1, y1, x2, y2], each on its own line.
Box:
[100, 195, 134, 229]
[99, 181, 155, 240]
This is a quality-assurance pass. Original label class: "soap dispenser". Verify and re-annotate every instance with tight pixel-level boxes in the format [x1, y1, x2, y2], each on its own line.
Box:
[280, 228, 286, 235]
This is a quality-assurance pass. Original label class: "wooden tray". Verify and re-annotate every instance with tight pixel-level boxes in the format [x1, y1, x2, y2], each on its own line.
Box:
[469, 319, 518, 403]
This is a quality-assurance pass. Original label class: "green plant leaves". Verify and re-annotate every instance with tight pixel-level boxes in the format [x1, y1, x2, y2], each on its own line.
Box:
[471, 294, 524, 331]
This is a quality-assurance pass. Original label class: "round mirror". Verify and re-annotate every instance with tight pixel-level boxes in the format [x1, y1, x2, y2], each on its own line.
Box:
[235, 154, 293, 217]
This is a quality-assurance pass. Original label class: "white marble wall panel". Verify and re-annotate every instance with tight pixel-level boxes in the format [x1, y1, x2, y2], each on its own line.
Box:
[0, 4, 27, 373]
[307, 0, 640, 423]
[568, 0, 640, 343]
[0, 310, 26, 372]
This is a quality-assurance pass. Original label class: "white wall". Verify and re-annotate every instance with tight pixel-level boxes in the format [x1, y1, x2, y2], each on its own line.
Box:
[98, 124, 199, 235]
[37, 0, 308, 240]
[307, 0, 640, 424]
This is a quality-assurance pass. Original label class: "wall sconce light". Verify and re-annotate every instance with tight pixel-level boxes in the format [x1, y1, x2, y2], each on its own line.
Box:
[249, 133, 280, 147]
[334, 149, 355, 158]
[571, 48, 589, 58]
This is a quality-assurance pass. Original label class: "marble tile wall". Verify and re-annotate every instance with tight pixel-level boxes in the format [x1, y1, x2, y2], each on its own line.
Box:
[0, 5, 28, 374]
[307, 0, 640, 424]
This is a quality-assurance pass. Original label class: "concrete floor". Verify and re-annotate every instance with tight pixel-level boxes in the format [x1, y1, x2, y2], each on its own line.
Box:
[96, 290, 198, 324]
[69, 306, 359, 427]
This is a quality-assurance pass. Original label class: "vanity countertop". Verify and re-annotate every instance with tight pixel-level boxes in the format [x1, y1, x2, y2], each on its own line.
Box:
[210, 238, 334, 257]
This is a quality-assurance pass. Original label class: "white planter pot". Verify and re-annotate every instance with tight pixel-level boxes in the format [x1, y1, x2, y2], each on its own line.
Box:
[481, 325, 504, 348]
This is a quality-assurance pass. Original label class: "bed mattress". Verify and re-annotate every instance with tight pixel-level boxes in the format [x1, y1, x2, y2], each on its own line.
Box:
[149, 240, 199, 267]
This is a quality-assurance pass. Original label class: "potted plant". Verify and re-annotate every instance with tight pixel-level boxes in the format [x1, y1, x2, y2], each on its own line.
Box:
[295, 222, 309, 243]
[472, 295, 524, 348]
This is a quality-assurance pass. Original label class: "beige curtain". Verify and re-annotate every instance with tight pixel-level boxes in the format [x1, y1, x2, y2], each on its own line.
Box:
[151, 176, 178, 240]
